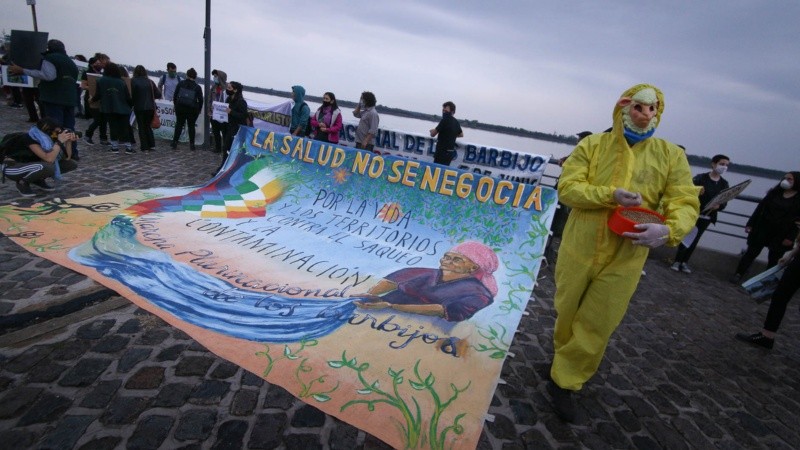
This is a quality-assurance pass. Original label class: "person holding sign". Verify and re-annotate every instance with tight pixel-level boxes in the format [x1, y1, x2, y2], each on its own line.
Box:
[208, 69, 228, 153]
[730, 172, 800, 283]
[9, 39, 80, 160]
[671, 154, 731, 273]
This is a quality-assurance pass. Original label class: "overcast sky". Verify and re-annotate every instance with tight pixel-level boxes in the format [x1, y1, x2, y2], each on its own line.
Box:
[2, 0, 799, 172]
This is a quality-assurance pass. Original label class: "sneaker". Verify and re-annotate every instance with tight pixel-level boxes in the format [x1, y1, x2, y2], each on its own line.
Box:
[679, 263, 692, 274]
[100, 139, 111, 146]
[15, 180, 35, 197]
[729, 273, 742, 284]
[31, 179, 56, 191]
[735, 332, 774, 349]
[109, 146, 119, 153]
[169, 142, 178, 150]
[125, 147, 135, 154]
[83, 135, 95, 145]
[547, 381, 576, 422]
[670, 262, 681, 272]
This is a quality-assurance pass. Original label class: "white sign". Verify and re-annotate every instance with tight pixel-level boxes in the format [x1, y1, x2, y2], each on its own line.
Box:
[212, 101, 228, 123]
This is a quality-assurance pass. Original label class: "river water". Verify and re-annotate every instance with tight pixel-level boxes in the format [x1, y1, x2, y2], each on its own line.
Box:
[241, 91, 783, 260]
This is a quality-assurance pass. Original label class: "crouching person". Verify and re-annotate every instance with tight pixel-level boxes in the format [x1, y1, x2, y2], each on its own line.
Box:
[1, 118, 78, 197]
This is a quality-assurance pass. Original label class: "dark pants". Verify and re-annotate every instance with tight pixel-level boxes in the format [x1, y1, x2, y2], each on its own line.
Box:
[107, 113, 133, 146]
[134, 109, 156, 150]
[173, 108, 200, 148]
[211, 119, 225, 153]
[763, 256, 800, 332]
[674, 218, 711, 264]
[216, 124, 241, 174]
[42, 102, 79, 158]
[433, 148, 456, 166]
[735, 239, 789, 277]
[22, 88, 39, 122]
[3, 159, 78, 183]
[86, 108, 108, 141]
[355, 142, 375, 151]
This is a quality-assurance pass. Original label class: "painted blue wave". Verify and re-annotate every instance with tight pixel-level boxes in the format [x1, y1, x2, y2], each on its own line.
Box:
[69, 216, 356, 342]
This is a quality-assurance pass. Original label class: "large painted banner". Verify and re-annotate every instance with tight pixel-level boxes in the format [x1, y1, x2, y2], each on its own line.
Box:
[201, 95, 547, 186]
[0, 128, 556, 449]
[337, 121, 550, 186]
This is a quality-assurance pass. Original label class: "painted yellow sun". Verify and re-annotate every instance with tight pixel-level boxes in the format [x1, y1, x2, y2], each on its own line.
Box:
[332, 168, 350, 184]
[377, 202, 403, 222]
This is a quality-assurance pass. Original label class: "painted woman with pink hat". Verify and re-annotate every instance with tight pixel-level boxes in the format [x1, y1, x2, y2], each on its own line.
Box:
[354, 241, 499, 322]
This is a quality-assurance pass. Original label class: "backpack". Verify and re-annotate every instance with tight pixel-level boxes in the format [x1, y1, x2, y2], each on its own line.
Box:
[175, 84, 197, 108]
[0, 132, 29, 181]
[0, 132, 28, 162]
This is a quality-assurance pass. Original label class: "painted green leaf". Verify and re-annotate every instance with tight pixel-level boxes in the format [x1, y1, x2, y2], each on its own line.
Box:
[311, 394, 331, 402]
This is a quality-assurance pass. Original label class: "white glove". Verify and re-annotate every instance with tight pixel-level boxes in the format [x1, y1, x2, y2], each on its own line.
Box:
[613, 188, 642, 207]
[625, 223, 670, 248]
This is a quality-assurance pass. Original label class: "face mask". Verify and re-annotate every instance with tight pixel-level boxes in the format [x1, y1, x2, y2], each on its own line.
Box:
[442, 110, 452, 117]
[213, 76, 218, 84]
[713, 165, 727, 175]
[226, 89, 234, 96]
[168, 71, 176, 78]
[323, 100, 331, 106]
[780, 179, 793, 190]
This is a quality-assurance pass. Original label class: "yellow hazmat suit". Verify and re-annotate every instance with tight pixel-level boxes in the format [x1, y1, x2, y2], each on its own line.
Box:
[551, 84, 699, 391]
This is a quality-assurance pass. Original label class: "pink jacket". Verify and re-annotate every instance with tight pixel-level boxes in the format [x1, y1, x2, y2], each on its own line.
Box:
[310, 106, 343, 143]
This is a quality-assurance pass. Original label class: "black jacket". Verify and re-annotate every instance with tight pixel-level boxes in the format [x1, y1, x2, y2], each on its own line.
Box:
[172, 79, 203, 112]
[131, 76, 161, 112]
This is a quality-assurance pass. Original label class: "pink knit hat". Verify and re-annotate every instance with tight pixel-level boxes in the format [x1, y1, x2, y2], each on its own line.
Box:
[450, 241, 499, 296]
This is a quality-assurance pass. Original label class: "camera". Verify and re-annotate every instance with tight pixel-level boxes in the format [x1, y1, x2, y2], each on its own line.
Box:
[63, 129, 82, 138]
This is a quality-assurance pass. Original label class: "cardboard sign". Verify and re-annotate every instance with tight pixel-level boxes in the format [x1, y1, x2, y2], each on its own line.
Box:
[9, 30, 48, 69]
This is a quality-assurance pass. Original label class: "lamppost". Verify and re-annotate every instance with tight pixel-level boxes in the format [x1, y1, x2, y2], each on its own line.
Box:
[203, 0, 211, 149]
[26, 0, 38, 32]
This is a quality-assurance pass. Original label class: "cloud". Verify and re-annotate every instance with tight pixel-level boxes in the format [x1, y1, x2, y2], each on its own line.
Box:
[2, 0, 799, 170]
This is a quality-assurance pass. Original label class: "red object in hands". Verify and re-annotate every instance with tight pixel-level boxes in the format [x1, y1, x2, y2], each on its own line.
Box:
[608, 207, 666, 237]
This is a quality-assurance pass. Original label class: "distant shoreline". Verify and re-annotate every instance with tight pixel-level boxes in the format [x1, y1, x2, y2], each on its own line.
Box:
[142, 68, 785, 181]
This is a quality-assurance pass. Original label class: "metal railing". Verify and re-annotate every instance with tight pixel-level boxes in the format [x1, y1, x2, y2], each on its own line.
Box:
[539, 167, 759, 241]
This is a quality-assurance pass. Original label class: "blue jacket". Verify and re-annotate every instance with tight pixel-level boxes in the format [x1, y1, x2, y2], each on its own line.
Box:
[290, 85, 310, 134]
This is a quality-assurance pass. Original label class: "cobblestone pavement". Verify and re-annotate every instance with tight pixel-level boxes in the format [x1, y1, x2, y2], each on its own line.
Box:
[2, 104, 800, 449]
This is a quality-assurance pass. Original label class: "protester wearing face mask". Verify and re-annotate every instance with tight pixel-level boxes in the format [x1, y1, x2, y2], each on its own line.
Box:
[309, 92, 343, 143]
[429, 101, 464, 166]
[213, 81, 248, 175]
[671, 154, 731, 273]
[735, 223, 800, 349]
[730, 171, 800, 282]
[208, 69, 228, 153]
[158, 62, 182, 100]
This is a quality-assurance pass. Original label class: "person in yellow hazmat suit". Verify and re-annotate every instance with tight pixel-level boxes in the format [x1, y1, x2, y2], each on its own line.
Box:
[547, 84, 699, 422]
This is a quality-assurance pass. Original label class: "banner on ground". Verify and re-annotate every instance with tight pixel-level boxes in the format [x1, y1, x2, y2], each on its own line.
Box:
[0, 128, 556, 449]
